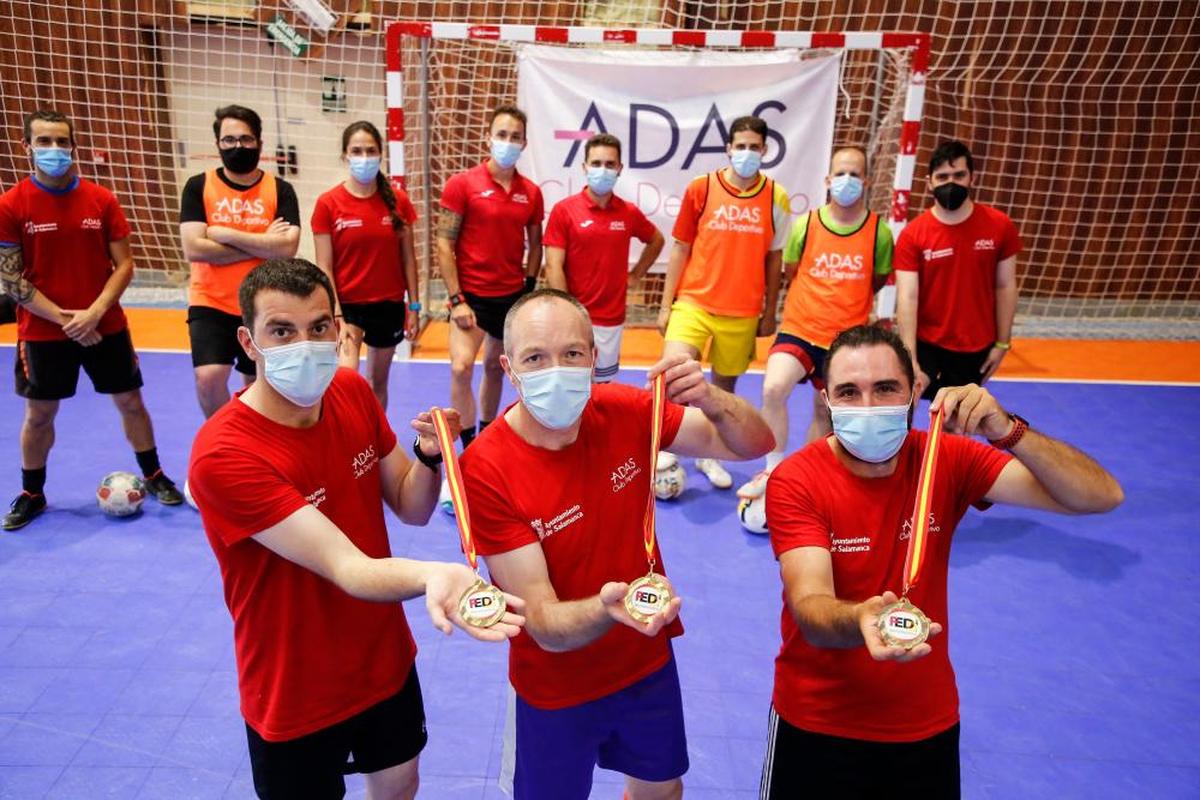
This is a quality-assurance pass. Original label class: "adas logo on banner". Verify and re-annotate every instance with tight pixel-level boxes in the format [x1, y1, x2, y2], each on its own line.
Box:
[516, 46, 841, 267]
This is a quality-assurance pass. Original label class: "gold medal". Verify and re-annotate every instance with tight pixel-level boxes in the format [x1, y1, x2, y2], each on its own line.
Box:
[877, 596, 932, 649]
[458, 576, 507, 628]
[624, 572, 672, 623]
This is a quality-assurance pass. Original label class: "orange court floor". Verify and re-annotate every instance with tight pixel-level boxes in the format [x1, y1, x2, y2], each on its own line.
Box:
[3, 309, 1198, 384]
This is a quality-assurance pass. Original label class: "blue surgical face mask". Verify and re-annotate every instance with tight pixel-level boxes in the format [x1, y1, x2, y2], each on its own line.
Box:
[826, 397, 912, 463]
[33, 147, 72, 178]
[490, 138, 523, 169]
[514, 365, 593, 430]
[585, 166, 618, 196]
[730, 149, 762, 179]
[830, 174, 864, 207]
[250, 337, 339, 408]
[348, 155, 381, 185]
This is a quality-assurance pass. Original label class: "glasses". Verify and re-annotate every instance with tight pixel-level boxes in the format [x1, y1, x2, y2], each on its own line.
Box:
[218, 135, 258, 148]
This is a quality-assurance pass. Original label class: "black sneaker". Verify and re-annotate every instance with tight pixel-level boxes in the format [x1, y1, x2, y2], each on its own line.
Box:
[143, 471, 184, 506]
[3, 492, 46, 531]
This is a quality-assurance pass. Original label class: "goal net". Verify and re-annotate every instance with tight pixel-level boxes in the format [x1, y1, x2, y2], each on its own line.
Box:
[0, 1, 1195, 338]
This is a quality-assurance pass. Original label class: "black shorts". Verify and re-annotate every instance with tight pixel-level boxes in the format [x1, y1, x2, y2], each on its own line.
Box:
[916, 339, 992, 400]
[187, 305, 255, 376]
[246, 664, 427, 800]
[769, 332, 829, 390]
[0, 296, 15, 326]
[15, 328, 144, 401]
[341, 300, 406, 349]
[463, 289, 526, 341]
[760, 707, 960, 799]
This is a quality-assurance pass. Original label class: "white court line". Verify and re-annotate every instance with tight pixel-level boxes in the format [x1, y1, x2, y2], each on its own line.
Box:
[6, 343, 1191, 387]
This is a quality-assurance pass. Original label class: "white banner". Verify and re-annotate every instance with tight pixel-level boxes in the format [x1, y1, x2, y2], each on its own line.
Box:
[516, 46, 841, 266]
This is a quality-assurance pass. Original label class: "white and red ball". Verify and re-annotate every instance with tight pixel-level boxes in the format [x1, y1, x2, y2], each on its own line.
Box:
[97, 471, 146, 517]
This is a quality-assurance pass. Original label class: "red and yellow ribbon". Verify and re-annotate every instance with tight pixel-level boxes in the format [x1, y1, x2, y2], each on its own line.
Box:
[902, 407, 944, 594]
[431, 408, 476, 571]
[642, 374, 666, 568]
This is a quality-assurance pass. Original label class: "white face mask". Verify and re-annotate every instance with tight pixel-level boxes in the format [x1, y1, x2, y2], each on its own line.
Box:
[250, 337, 339, 408]
[513, 365, 593, 430]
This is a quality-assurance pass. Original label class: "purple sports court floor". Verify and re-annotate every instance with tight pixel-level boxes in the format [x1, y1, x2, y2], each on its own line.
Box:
[0, 346, 1196, 799]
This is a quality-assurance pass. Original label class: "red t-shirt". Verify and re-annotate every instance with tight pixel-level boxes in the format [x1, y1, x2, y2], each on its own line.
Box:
[311, 184, 417, 304]
[189, 369, 416, 742]
[461, 383, 686, 710]
[543, 189, 658, 326]
[439, 162, 544, 297]
[0, 176, 130, 342]
[765, 430, 1011, 742]
[893, 203, 1022, 352]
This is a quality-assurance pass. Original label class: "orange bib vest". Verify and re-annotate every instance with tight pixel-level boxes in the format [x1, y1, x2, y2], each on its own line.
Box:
[189, 169, 278, 315]
[781, 209, 880, 348]
[677, 172, 777, 318]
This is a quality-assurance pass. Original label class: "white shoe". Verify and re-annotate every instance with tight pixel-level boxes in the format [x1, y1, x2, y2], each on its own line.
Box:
[182, 479, 199, 511]
[695, 458, 732, 490]
[439, 479, 456, 517]
[655, 451, 679, 471]
[736, 468, 771, 500]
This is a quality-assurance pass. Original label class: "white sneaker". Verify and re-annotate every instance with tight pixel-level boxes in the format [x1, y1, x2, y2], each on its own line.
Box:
[655, 451, 679, 471]
[439, 479, 456, 517]
[736, 468, 771, 500]
[695, 458, 732, 490]
[182, 479, 199, 511]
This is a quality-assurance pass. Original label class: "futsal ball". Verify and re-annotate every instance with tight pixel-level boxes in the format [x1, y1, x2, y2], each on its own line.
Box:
[738, 495, 769, 535]
[97, 471, 146, 517]
[654, 463, 687, 500]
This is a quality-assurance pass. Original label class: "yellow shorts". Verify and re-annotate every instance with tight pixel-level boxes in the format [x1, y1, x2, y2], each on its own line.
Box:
[664, 301, 759, 377]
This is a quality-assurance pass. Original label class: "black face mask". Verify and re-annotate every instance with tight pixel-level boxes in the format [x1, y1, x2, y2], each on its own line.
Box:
[220, 146, 261, 174]
[932, 182, 970, 211]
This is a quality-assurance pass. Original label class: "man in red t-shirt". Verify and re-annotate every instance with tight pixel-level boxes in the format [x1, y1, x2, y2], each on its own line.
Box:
[544, 133, 664, 382]
[460, 289, 774, 800]
[894, 140, 1023, 399]
[760, 324, 1122, 797]
[189, 258, 524, 800]
[436, 105, 544, 454]
[0, 109, 183, 530]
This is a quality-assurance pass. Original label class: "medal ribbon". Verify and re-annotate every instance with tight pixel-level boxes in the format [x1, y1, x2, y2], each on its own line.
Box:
[642, 374, 666, 570]
[431, 408, 476, 572]
[902, 407, 944, 595]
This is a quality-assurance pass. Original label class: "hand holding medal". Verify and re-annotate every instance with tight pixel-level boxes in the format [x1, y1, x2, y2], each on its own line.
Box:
[872, 408, 946, 656]
[430, 407, 516, 630]
[621, 374, 679, 626]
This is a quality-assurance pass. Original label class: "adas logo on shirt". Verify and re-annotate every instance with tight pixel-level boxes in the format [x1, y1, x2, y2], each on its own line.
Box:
[809, 252, 866, 281]
[351, 444, 379, 479]
[610, 456, 643, 493]
[706, 204, 764, 235]
[512, 193, 530, 204]
[80, 217, 103, 230]
[974, 238, 996, 251]
[210, 196, 270, 227]
[899, 513, 941, 540]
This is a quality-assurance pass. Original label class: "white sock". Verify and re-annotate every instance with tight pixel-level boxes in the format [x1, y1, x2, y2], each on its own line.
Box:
[765, 451, 785, 472]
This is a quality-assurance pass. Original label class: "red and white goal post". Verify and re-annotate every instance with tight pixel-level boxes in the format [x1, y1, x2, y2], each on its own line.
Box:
[384, 22, 930, 326]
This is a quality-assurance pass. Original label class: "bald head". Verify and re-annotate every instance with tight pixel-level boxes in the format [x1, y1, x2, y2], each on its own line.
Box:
[830, 147, 867, 178]
[502, 289, 595, 366]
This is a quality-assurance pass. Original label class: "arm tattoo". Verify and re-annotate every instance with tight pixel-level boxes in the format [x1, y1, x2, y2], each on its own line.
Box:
[437, 209, 462, 241]
[0, 244, 34, 304]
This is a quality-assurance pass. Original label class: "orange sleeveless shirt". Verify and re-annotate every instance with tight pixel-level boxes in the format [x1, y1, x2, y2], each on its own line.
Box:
[676, 172, 778, 318]
[189, 169, 278, 315]
[780, 209, 881, 348]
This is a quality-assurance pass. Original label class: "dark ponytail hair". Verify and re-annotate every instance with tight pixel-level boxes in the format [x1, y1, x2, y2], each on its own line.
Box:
[341, 120, 404, 232]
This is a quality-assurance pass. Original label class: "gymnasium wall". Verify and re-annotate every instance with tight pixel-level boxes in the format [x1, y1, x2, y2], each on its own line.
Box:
[0, 0, 1195, 317]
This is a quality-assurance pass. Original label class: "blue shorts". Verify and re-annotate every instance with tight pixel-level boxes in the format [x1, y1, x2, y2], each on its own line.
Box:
[500, 651, 689, 799]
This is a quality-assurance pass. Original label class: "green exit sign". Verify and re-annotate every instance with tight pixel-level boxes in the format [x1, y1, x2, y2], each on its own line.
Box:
[266, 14, 308, 57]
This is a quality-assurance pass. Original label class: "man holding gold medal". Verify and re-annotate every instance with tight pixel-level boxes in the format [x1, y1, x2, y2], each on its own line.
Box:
[190, 258, 525, 800]
[461, 289, 773, 800]
[760, 324, 1123, 797]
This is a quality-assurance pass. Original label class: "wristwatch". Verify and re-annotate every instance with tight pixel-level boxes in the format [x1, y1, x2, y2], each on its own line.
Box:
[412, 435, 443, 469]
[447, 292, 466, 308]
[407, 301, 422, 312]
[989, 413, 1028, 450]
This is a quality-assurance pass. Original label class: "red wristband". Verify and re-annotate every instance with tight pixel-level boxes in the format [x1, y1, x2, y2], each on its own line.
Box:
[989, 413, 1028, 450]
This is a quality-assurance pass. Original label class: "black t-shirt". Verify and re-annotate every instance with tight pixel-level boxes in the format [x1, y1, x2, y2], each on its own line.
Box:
[179, 169, 301, 226]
